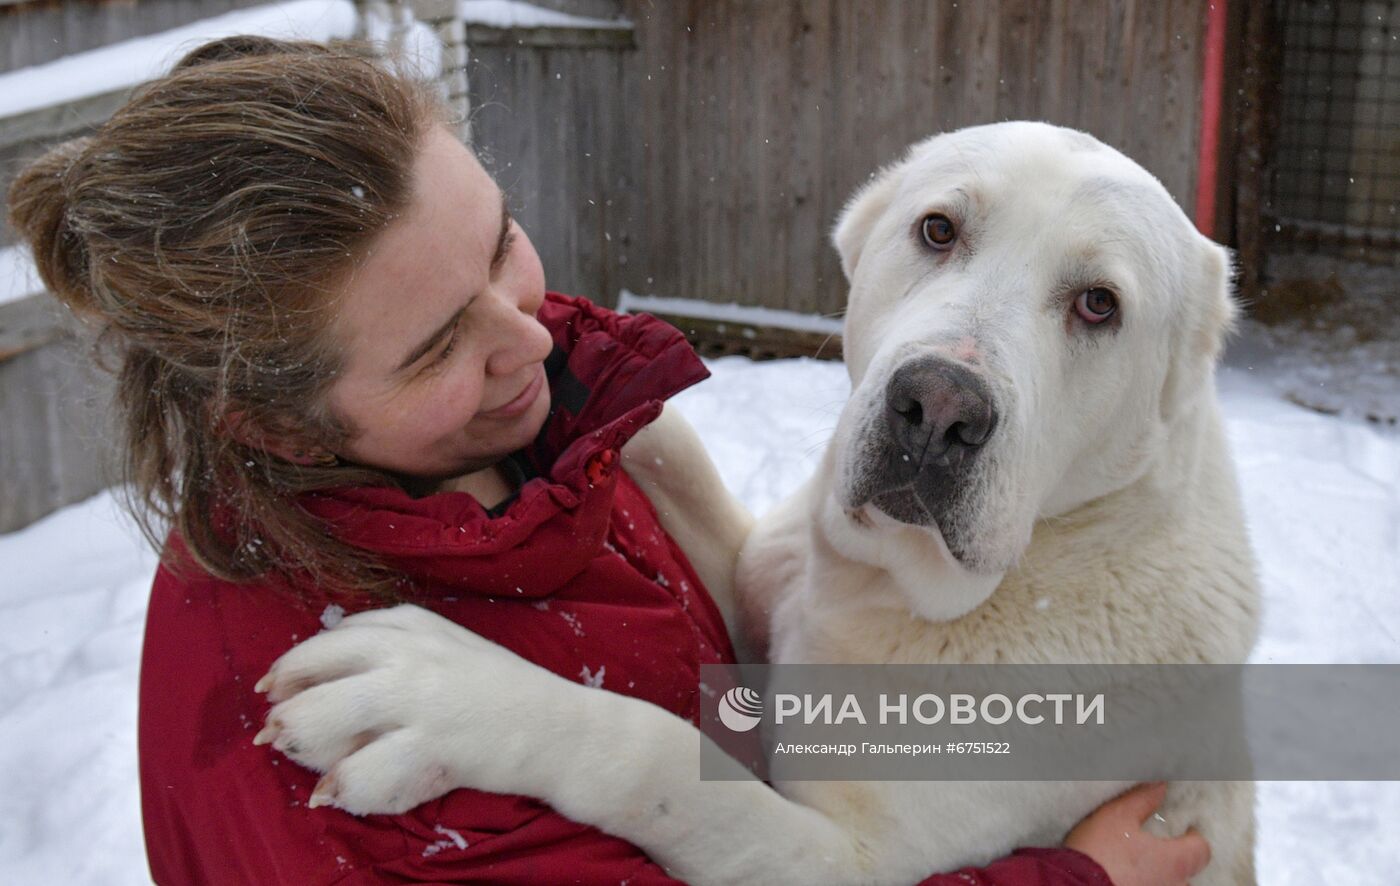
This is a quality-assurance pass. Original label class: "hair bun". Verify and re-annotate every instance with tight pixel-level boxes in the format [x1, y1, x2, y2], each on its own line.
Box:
[6, 136, 97, 316]
[172, 35, 317, 70]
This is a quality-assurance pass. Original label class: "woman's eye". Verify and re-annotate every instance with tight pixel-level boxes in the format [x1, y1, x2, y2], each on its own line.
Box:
[920, 213, 957, 250]
[433, 324, 461, 366]
[1074, 287, 1118, 324]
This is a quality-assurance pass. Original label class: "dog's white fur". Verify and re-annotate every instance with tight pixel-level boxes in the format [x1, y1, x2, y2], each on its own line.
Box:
[261, 122, 1259, 885]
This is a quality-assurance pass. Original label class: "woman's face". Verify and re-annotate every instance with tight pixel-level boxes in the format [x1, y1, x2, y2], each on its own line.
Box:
[324, 126, 553, 482]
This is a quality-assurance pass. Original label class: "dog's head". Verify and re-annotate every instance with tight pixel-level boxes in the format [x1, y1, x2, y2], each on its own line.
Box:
[826, 122, 1236, 620]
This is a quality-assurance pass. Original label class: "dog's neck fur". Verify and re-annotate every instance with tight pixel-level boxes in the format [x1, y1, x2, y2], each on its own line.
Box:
[768, 386, 1259, 667]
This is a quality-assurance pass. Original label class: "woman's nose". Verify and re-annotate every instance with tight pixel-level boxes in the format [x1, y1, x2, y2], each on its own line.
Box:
[484, 288, 553, 377]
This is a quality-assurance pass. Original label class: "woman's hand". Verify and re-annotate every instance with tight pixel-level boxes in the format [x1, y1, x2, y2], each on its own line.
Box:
[253, 603, 586, 814]
[1064, 782, 1211, 886]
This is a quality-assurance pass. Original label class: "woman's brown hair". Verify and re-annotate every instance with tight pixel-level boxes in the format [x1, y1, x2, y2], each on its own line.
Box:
[6, 36, 449, 596]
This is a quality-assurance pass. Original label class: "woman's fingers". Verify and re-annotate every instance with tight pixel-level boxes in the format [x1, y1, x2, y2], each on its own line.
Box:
[1065, 783, 1216, 886]
[1111, 780, 1170, 823]
[1169, 827, 1212, 880]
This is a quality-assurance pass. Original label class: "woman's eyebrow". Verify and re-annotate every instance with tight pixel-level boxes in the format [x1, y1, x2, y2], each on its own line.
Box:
[394, 305, 465, 374]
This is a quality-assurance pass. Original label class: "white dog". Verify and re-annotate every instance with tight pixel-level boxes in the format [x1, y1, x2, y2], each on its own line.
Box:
[258, 122, 1259, 885]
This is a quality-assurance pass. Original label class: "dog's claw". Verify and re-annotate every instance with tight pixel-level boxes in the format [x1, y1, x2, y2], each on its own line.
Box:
[308, 774, 337, 809]
[253, 724, 279, 746]
[254, 672, 273, 694]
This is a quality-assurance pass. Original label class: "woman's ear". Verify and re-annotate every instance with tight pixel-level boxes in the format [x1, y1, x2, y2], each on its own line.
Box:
[220, 408, 336, 466]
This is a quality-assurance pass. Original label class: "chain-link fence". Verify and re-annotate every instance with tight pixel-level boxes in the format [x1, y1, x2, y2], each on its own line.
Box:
[1270, 0, 1400, 261]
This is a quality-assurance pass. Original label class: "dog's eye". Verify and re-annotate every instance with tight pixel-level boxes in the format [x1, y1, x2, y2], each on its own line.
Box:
[920, 214, 957, 250]
[1074, 288, 1118, 323]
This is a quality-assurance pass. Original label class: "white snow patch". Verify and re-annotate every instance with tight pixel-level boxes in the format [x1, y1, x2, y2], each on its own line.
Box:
[1, 357, 1398, 882]
[456, 0, 630, 30]
[557, 609, 585, 637]
[436, 824, 468, 848]
[0, 244, 44, 308]
[618, 289, 844, 336]
[579, 664, 605, 688]
[0, 0, 359, 121]
[0, 491, 157, 884]
[421, 823, 468, 856]
[361, 4, 443, 81]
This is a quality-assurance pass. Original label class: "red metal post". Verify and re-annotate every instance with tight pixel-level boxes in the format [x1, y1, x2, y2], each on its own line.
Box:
[1195, 0, 1229, 239]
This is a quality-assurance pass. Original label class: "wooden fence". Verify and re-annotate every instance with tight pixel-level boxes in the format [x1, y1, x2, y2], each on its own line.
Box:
[0, 0, 290, 533]
[0, 0, 1214, 533]
[0, 0, 280, 248]
[0, 296, 114, 532]
[465, 0, 1210, 317]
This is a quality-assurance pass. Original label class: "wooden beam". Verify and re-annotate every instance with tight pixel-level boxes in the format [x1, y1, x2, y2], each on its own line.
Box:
[464, 24, 635, 50]
[0, 87, 132, 150]
[0, 293, 67, 365]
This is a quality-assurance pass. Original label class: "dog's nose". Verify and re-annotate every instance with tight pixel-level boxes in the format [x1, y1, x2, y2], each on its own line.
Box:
[885, 357, 998, 466]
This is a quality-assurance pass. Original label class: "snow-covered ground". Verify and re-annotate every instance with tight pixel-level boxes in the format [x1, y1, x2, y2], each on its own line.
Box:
[1, 356, 1397, 883]
[1240, 254, 1400, 426]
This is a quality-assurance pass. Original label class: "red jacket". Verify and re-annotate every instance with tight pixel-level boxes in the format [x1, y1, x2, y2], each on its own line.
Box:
[138, 294, 1109, 886]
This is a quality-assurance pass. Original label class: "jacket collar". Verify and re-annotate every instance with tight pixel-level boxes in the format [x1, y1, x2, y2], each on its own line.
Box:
[298, 294, 709, 597]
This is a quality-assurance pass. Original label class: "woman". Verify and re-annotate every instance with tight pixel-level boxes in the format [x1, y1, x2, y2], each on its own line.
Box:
[8, 36, 1207, 885]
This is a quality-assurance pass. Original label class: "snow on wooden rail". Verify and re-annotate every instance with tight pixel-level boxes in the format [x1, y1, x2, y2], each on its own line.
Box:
[456, 0, 631, 30]
[617, 290, 845, 336]
[0, 1, 359, 123]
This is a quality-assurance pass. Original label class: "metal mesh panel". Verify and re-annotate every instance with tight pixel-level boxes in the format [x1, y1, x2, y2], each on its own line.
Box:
[1271, 0, 1400, 257]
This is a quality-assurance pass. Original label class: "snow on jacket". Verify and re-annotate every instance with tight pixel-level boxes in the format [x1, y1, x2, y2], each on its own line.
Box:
[137, 293, 1109, 886]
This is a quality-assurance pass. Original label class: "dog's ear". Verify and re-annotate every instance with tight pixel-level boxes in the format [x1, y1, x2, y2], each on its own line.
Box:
[1198, 242, 1240, 361]
[1162, 240, 1238, 419]
[832, 164, 903, 281]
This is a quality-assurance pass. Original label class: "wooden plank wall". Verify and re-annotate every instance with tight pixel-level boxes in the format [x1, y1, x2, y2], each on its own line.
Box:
[0, 298, 115, 533]
[463, 0, 1208, 317]
[0, 0, 277, 248]
[0, 0, 270, 72]
[463, 25, 637, 305]
[0, 0, 1209, 532]
[0, 0, 269, 532]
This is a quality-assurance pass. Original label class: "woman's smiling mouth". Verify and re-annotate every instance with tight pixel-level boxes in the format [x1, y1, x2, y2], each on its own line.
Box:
[477, 364, 545, 419]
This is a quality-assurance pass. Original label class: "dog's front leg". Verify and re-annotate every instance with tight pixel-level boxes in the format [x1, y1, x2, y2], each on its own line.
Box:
[540, 687, 883, 886]
[623, 404, 758, 659]
[258, 604, 876, 886]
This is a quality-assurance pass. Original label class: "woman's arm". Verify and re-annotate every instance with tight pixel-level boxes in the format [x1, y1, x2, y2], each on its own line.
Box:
[915, 848, 1111, 886]
[910, 784, 1209, 886]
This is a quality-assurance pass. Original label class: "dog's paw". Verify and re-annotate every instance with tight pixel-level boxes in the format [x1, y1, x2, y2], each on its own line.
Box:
[253, 603, 566, 814]
[308, 729, 461, 815]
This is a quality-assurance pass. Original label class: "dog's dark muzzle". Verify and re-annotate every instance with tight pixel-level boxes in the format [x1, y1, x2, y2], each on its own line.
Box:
[862, 356, 998, 528]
